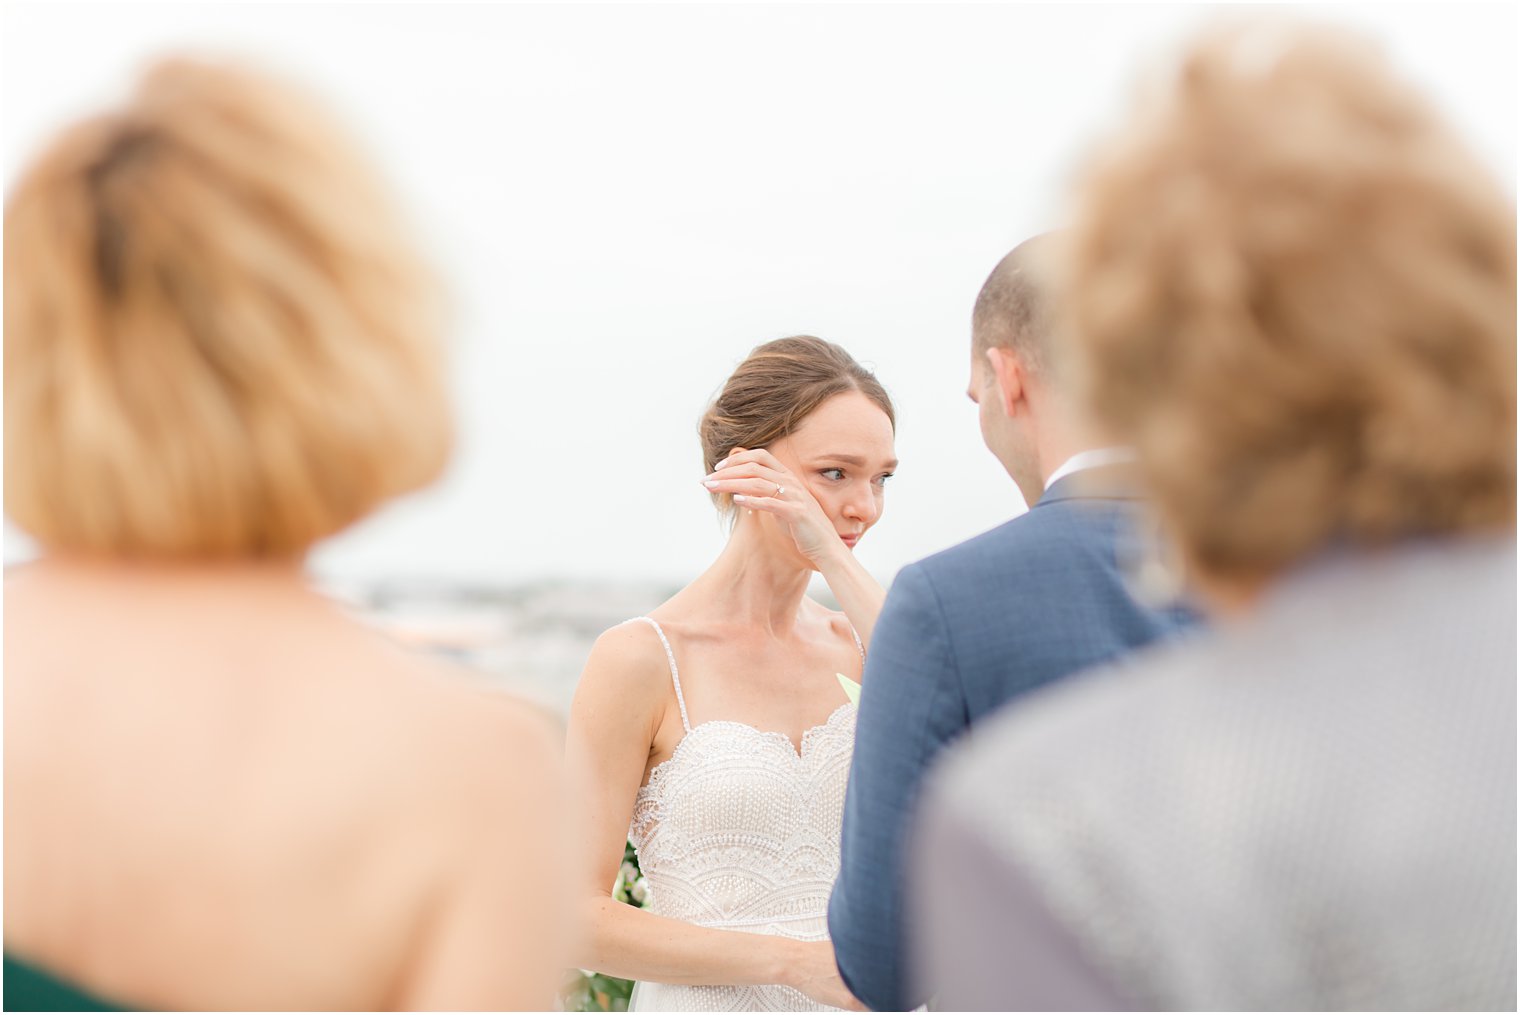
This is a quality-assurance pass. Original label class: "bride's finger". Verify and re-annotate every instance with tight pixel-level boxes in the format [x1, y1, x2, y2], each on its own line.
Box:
[708, 450, 787, 477]
[714, 446, 788, 472]
[731, 492, 789, 513]
[705, 475, 794, 500]
[703, 462, 785, 486]
[703, 461, 806, 500]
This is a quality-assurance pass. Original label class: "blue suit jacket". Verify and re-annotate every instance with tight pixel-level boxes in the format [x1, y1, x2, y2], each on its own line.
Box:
[826, 468, 1197, 1011]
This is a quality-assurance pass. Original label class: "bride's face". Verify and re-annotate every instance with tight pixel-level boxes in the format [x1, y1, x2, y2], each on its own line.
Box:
[769, 390, 897, 553]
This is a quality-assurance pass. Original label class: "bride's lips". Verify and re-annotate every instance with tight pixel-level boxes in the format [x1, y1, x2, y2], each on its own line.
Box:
[840, 533, 860, 548]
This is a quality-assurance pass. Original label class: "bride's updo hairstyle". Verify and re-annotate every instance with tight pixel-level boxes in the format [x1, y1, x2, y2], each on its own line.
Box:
[700, 335, 894, 517]
[4, 57, 452, 558]
[1062, 24, 1515, 586]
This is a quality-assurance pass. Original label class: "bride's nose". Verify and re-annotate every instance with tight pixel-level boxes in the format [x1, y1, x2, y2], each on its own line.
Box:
[842, 485, 879, 526]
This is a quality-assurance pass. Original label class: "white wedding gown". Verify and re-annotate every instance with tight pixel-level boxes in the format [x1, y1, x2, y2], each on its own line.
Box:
[625, 617, 858, 1012]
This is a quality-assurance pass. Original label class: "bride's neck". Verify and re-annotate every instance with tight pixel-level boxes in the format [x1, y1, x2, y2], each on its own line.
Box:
[692, 514, 814, 634]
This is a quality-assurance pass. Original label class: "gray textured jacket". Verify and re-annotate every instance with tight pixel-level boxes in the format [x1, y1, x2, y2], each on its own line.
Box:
[916, 536, 1517, 1011]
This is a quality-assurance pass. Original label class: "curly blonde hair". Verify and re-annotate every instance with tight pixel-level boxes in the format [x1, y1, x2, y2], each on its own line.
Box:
[4, 57, 452, 557]
[1063, 24, 1516, 584]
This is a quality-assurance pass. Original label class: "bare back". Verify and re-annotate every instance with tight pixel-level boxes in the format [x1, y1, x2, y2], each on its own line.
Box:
[4, 560, 567, 1010]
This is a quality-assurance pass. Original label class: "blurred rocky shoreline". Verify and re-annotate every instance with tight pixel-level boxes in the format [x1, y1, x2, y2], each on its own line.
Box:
[320, 577, 680, 718]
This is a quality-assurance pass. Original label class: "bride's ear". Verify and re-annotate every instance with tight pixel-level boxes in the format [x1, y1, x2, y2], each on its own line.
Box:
[984, 346, 1026, 418]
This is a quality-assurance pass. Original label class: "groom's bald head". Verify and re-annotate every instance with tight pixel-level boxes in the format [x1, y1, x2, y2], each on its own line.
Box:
[972, 233, 1062, 377]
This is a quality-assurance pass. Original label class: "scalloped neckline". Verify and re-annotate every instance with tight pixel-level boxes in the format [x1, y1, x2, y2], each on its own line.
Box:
[638, 700, 855, 794]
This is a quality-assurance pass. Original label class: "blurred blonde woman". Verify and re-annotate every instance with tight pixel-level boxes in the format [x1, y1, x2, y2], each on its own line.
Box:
[568, 337, 898, 1011]
[913, 23, 1516, 1011]
[4, 58, 567, 1011]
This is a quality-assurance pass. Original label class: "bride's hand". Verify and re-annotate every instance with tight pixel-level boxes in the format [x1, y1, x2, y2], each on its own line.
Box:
[703, 448, 846, 565]
[783, 939, 866, 1011]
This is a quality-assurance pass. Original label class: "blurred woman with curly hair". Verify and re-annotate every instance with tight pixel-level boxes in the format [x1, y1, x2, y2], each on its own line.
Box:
[914, 22, 1515, 1012]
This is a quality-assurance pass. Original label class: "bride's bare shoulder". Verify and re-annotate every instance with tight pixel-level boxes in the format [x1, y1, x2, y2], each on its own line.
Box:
[570, 616, 682, 712]
[589, 616, 676, 671]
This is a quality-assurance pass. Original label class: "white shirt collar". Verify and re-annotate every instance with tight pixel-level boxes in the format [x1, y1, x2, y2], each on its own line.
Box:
[1043, 447, 1136, 491]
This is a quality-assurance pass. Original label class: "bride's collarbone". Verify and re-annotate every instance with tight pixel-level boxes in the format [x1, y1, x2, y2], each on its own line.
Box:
[676, 622, 857, 675]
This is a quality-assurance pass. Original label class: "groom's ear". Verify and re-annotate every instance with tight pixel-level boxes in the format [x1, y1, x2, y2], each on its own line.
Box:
[984, 346, 1026, 418]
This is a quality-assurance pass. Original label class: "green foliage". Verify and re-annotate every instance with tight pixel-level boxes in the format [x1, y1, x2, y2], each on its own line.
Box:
[560, 969, 635, 1013]
[560, 842, 647, 1011]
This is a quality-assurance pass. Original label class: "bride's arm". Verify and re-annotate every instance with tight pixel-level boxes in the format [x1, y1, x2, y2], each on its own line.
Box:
[566, 623, 856, 1006]
[809, 540, 886, 650]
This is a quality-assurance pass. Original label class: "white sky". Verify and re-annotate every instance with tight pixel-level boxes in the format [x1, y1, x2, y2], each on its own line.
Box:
[3, 2, 1515, 588]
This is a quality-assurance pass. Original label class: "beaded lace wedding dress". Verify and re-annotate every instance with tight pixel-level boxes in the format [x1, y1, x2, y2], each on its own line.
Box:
[625, 617, 858, 1012]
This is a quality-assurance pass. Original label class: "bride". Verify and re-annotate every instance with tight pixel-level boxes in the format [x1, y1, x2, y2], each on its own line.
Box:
[567, 336, 897, 1011]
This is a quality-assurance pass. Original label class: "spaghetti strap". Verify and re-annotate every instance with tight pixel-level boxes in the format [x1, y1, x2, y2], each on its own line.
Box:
[849, 624, 865, 664]
[631, 616, 692, 733]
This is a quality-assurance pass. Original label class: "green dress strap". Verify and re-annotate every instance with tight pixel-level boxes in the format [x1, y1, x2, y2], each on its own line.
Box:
[3, 953, 130, 1012]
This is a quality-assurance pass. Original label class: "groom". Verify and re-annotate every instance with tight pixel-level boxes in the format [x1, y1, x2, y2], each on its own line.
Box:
[827, 234, 1197, 1011]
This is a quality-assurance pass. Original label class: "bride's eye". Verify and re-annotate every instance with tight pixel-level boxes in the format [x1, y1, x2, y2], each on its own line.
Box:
[820, 468, 846, 482]
[874, 472, 895, 487]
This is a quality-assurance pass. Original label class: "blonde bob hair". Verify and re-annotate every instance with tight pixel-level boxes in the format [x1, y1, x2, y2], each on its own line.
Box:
[1063, 24, 1516, 585]
[4, 57, 452, 558]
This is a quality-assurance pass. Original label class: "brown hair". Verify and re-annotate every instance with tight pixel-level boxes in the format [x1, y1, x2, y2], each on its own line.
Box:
[1064, 24, 1516, 585]
[699, 336, 895, 514]
[4, 57, 452, 558]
